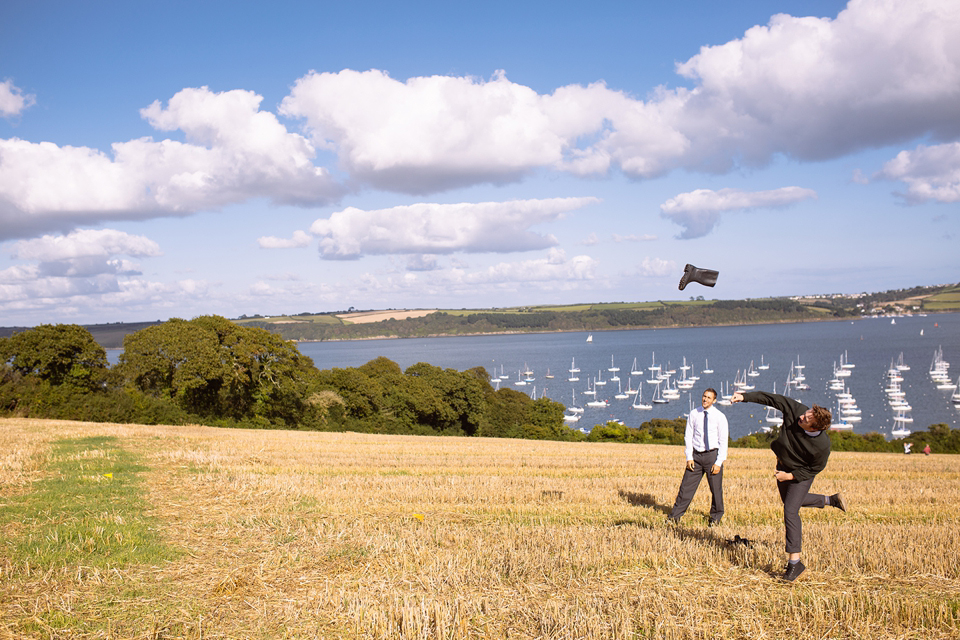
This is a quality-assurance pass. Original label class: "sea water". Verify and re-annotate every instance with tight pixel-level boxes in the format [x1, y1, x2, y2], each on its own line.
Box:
[296, 313, 960, 440]
[105, 313, 960, 440]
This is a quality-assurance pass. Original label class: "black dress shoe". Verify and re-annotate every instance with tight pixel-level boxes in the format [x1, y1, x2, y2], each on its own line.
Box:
[678, 264, 720, 290]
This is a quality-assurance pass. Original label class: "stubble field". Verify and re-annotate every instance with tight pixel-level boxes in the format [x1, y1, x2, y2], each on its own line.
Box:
[1, 418, 958, 639]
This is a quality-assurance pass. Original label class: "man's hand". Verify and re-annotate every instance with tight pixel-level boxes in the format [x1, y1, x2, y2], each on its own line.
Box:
[686, 460, 695, 471]
[711, 464, 722, 475]
[774, 470, 794, 482]
[731, 392, 744, 403]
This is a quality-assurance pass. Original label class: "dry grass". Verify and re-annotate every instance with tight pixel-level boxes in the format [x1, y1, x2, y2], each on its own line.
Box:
[337, 310, 438, 324]
[1, 418, 959, 639]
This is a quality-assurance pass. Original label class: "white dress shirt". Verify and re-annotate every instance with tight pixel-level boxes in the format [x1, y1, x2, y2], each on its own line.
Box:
[684, 405, 729, 465]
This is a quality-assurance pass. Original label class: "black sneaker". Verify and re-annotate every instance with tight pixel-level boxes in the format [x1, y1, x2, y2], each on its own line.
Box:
[666, 516, 680, 525]
[830, 492, 847, 512]
[708, 519, 721, 527]
[782, 561, 806, 582]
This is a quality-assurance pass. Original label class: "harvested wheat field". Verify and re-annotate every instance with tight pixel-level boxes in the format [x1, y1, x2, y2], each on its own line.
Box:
[1, 418, 958, 639]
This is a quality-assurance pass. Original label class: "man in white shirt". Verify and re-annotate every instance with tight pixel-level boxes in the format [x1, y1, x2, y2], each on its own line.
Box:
[667, 388, 729, 526]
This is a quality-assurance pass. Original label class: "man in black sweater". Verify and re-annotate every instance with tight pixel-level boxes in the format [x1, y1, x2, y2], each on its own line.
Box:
[732, 390, 847, 582]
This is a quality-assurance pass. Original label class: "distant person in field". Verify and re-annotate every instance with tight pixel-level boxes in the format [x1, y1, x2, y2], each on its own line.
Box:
[904, 442, 912, 454]
[924, 443, 931, 456]
[732, 390, 846, 582]
[667, 388, 728, 527]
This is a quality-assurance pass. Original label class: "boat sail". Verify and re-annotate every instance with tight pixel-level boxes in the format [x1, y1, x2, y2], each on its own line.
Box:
[632, 381, 652, 410]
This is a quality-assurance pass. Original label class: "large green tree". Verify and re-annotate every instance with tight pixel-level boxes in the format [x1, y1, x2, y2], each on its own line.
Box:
[118, 315, 321, 427]
[2, 324, 107, 389]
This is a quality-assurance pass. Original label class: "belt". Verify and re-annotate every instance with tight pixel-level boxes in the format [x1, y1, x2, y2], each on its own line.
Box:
[695, 448, 717, 454]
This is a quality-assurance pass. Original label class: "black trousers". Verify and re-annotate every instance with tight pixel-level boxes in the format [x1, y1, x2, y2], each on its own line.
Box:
[777, 471, 826, 554]
[669, 449, 723, 521]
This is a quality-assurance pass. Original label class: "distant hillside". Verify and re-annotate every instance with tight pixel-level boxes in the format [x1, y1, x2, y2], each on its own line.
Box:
[0, 321, 163, 349]
[2, 283, 957, 347]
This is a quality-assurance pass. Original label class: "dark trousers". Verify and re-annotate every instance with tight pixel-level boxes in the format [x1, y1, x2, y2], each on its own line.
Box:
[777, 473, 826, 554]
[669, 449, 723, 522]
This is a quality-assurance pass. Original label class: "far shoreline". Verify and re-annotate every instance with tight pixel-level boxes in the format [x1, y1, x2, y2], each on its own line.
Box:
[290, 314, 878, 344]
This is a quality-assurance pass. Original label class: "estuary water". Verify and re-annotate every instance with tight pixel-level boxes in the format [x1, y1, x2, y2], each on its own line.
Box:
[296, 313, 960, 440]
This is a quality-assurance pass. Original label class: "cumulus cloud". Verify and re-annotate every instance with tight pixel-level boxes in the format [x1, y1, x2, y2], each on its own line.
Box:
[0, 87, 342, 241]
[877, 142, 960, 203]
[0, 229, 164, 310]
[635, 257, 676, 277]
[463, 248, 598, 285]
[406, 254, 441, 271]
[660, 186, 817, 238]
[672, 0, 960, 163]
[613, 233, 657, 242]
[0, 80, 35, 118]
[12, 228, 162, 262]
[309, 196, 599, 259]
[277, 0, 960, 189]
[280, 69, 581, 193]
[258, 230, 312, 249]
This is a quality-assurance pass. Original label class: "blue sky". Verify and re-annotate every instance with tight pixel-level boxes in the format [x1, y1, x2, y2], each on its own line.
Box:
[2, 0, 958, 325]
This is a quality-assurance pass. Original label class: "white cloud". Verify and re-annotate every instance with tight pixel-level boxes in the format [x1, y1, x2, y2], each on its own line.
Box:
[309, 196, 599, 259]
[613, 233, 657, 242]
[0, 229, 165, 314]
[877, 142, 960, 203]
[405, 254, 441, 271]
[0, 87, 342, 241]
[660, 186, 817, 238]
[0, 80, 35, 118]
[465, 248, 598, 285]
[277, 1, 960, 189]
[13, 228, 162, 262]
[258, 230, 312, 249]
[635, 257, 676, 277]
[581, 232, 600, 246]
[671, 0, 960, 165]
[280, 69, 583, 193]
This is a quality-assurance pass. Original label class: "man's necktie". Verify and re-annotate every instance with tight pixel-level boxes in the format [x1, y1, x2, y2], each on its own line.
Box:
[703, 411, 710, 450]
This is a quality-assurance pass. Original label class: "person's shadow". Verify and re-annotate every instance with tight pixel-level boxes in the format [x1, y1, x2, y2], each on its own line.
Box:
[617, 490, 671, 515]
[616, 489, 775, 573]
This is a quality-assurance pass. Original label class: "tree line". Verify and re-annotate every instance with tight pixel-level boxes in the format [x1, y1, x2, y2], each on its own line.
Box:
[1, 318, 957, 453]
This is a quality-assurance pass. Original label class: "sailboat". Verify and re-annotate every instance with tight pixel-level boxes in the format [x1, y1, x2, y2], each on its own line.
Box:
[609, 358, 620, 382]
[568, 389, 584, 414]
[586, 395, 608, 408]
[652, 383, 668, 404]
[717, 381, 732, 405]
[758, 355, 769, 370]
[545, 368, 554, 379]
[586, 334, 593, 343]
[568, 357, 580, 382]
[830, 400, 854, 430]
[499, 364, 509, 380]
[614, 379, 630, 400]
[630, 357, 643, 376]
[702, 358, 713, 374]
[632, 381, 652, 409]
[594, 370, 607, 386]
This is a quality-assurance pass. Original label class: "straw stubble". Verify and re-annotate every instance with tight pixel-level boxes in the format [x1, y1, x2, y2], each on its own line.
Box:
[1, 418, 958, 638]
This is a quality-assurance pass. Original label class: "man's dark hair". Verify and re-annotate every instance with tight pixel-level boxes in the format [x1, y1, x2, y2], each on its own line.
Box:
[704, 388, 718, 399]
[811, 404, 832, 430]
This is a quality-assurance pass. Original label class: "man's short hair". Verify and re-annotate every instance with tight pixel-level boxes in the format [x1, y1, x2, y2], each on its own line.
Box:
[704, 388, 718, 399]
[810, 404, 832, 430]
